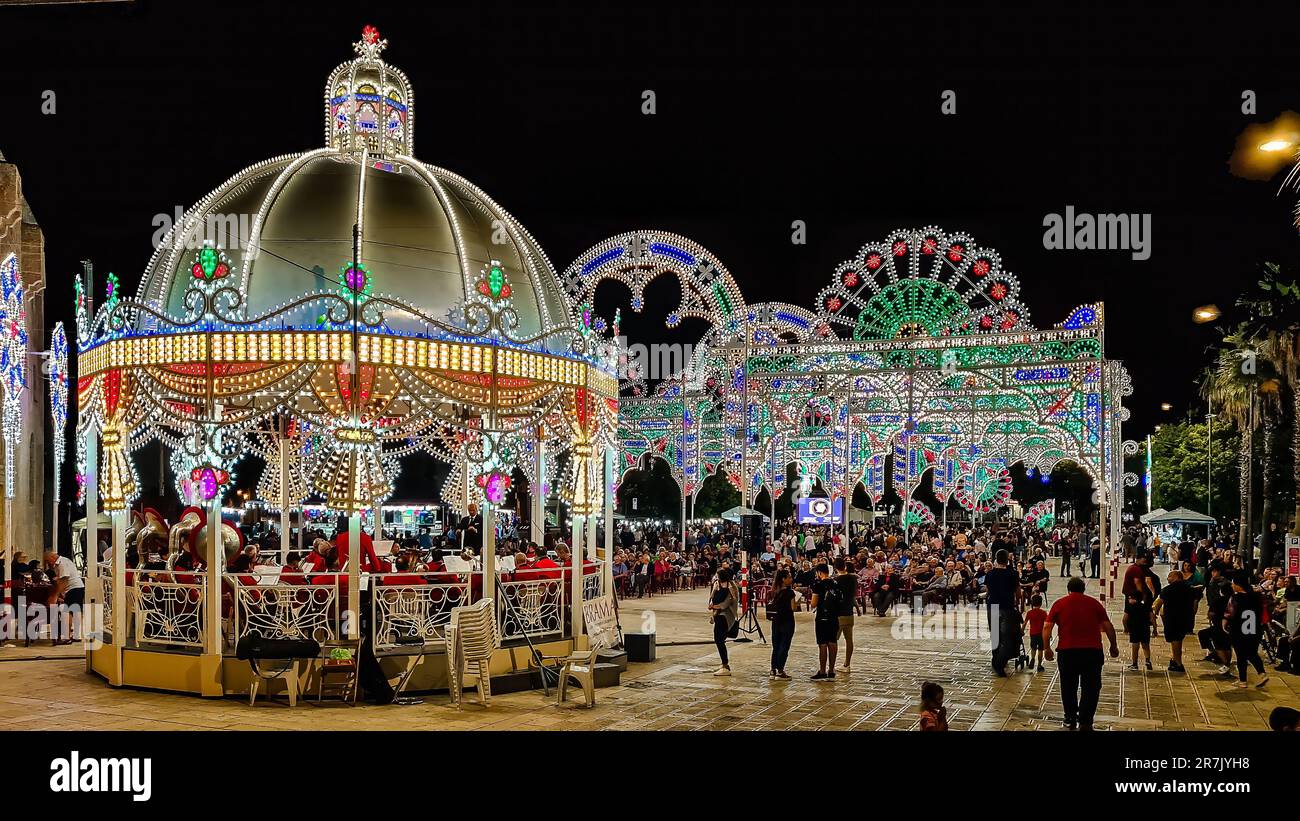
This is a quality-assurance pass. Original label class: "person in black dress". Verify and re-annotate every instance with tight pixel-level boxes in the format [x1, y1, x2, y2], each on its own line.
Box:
[768, 569, 796, 680]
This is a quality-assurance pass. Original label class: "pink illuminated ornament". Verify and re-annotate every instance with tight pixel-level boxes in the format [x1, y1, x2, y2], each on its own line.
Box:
[891, 241, 908, 256]
[362, 25, 381, 44]
[475, 469, 511, 504]
[191, 465, 230, 501]
[972, 258, 991, 277]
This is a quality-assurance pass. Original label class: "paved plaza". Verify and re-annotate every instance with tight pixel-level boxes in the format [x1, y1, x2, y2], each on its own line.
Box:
[0, 565, 1295, 731]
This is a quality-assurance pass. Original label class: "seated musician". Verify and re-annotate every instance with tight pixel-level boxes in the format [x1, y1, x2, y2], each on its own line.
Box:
[304, 538, 331, 573]
[380, 552, 426, 586]
[532, 548, 562, 581]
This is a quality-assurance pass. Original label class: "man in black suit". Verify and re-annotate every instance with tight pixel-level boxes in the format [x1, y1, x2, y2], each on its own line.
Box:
[460, 503, 483, 551]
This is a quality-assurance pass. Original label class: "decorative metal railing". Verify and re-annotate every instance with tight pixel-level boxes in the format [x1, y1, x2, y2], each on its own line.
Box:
[583, 564, 604, 601]
[228, 577, 339, 645]
[99, 568, 113, 642]
[370, 576, 469, 651]
[496, 576, 565, 640]
[129, 579, 206, 648]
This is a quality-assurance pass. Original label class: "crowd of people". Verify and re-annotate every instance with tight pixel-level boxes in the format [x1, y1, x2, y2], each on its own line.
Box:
[611, 514, 1300, 732]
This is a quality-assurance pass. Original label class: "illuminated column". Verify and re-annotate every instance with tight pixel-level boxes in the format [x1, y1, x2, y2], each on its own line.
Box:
[278, 435, 290, 561]
[603, 446, 614, 598]
[531, 437, 545, 545]
[680, 493, 687, 553]
[769, 489, 775, 547]
[346, 512, 360, 640]
[570, 513, 584, 638]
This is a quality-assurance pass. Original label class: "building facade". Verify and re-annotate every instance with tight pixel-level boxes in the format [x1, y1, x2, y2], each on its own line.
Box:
[0, 149, 50, 559]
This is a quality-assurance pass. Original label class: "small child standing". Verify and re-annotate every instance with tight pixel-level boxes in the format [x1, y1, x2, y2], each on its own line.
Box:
[1025, 594, 1048, 672]
[919, 681, 948, 731]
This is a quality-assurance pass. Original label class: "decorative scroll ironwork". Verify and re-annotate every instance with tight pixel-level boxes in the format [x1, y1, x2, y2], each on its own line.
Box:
[130, 580, 205, 648]
[496, 577, 564, 640]
[371, 580, 469, 650]
[230, 580, 338, 644]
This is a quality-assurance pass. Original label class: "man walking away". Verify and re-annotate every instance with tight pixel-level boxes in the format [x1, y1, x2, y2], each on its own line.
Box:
[1199, 561, 1233, 674]
[1151, 569, 1198, 672]
[1223, 570, 1269, 689]
[1044, 576, 1118, 730]
[985, 549, 1020, 677]
[833, 558, 857, 672]
[1089, 537, 1101, 579]
[810, 564, 840, 680]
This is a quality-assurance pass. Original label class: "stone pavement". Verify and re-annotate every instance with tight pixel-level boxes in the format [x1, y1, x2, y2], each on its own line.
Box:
[0, 566, 1295, 730]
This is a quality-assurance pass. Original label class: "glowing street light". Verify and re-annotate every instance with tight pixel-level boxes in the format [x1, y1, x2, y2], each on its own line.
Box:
[1192, 304, 1221, 323]
[1259, 139, 1295, 153]
[1160, 403, 1173, 412]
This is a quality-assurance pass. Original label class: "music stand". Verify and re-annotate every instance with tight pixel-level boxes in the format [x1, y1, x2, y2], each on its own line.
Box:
[734, 592, 766, 644]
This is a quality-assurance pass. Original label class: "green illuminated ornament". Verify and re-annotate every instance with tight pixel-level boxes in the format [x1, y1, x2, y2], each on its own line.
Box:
[475, 261, 512, 302]
[105, 271, 121, 315]
[199, 247, 218, 278]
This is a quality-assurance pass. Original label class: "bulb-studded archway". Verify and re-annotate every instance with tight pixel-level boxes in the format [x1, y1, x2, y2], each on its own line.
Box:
[612, 226, 1130, 550]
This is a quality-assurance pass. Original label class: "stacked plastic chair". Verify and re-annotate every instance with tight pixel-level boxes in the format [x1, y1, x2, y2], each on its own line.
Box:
[446, 597, 499, 709]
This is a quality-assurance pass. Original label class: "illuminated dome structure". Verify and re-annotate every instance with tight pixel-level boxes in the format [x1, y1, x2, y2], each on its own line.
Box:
[76, 27, 618, 694]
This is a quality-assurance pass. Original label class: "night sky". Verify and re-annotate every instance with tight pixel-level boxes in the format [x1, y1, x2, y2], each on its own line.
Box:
[4, 1, 1300, 478]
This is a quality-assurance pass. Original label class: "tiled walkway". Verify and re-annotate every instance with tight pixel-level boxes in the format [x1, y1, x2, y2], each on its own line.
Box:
[1, 567, 1295, 730]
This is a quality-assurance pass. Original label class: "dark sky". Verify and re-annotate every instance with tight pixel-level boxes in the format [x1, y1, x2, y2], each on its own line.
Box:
[4, 0, 1300, 449]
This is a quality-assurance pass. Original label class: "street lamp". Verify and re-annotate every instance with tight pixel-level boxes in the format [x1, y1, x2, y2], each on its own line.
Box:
[1160, 402, 1173, 412]
[1192, 305, 1221, 324]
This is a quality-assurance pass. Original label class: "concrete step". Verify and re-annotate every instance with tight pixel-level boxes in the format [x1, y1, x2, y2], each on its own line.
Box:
[597, 648, 628, 672]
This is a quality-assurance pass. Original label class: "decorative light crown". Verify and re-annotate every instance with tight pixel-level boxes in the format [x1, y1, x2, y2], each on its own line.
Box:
[325, 25, 414, 156]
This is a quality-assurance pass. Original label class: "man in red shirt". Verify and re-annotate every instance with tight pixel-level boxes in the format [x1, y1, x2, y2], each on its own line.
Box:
[1043, 576, 1119, 731]
[1121, 551, 1157, 602]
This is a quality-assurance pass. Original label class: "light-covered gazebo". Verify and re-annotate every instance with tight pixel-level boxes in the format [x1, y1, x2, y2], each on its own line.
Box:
[75, 27, 618, 695]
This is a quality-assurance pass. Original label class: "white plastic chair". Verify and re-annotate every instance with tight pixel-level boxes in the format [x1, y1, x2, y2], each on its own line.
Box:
[556, 648, 598, 708]
[446, 597, 498, 709]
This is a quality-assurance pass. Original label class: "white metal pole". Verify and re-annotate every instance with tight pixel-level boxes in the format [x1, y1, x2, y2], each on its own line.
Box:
[532, 436, 545, 546]
[279, 435, 290, 562]
[482, 501, 496, 606]
[346, 512, 360, 640]
[111, 509, 127, 685]
[204, 494, 222, 657]
[570, 513, 584, 638]
[83, 429, 99, 665]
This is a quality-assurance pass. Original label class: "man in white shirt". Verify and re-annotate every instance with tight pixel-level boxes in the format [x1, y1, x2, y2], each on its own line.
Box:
[44, 551, 85, 642]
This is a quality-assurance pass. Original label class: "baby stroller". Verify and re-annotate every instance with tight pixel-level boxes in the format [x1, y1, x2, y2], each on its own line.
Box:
[1004, 607, 1031, 671]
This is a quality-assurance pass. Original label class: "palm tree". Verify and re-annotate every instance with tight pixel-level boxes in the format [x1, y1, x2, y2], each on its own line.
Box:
[1237, 262, 1300, 542]
[1201, 327, 1280, 563]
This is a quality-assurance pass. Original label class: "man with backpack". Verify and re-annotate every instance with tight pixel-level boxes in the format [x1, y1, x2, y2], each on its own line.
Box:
[810, 564, 841, 681]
